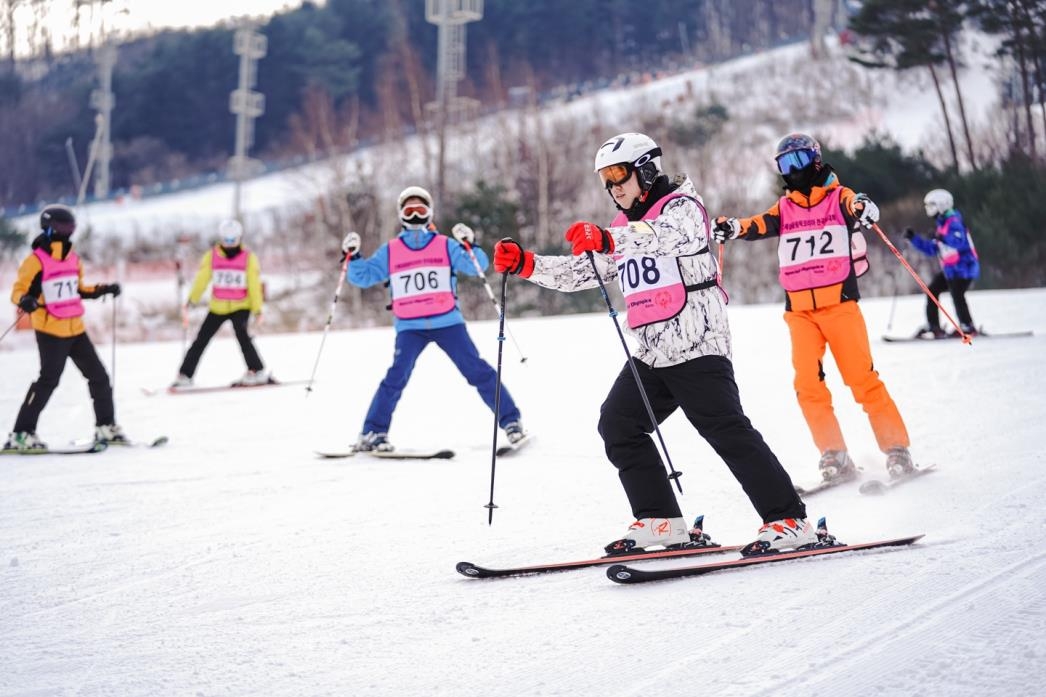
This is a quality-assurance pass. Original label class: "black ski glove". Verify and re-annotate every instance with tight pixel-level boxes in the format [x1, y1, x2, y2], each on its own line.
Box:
[17, 294, 38, 313]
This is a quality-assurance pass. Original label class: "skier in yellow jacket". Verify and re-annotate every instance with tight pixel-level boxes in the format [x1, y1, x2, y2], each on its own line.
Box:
[172, 219, 268, 387]
[713, 133, 913, 485]
[3, 204, 127, 452]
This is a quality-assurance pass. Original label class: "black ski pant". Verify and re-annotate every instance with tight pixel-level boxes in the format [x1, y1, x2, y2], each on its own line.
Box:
[13, 331, 114, 433]
[598, 354, 806, 524]
[179, 310, 264, 377]
[926, 272, 975, 329]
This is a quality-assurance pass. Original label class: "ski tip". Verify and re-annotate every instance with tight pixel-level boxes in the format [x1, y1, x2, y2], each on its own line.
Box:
[606, 564, 636, 583]
[456, 562, 481, 577]
[150, 436, 170, 447]
[859, 481, 887, 496]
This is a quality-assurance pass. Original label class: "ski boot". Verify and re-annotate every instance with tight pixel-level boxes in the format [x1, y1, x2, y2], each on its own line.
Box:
[818, 449, 857, 483]
[3, 431, 47, 452]
[354, 431, 394, 453]
[604, 517, 690, 556]
[740, 517, 818, 557]
[886, 446, 915, 480]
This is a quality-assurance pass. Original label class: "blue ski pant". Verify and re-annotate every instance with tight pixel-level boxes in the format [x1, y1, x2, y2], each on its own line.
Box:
[362, 323, 521, 435]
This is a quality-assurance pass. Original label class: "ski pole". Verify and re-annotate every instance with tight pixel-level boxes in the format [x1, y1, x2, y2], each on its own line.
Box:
[110, 296, 117, 392]
[305, 253, 351, 395]
[484, 271, 510, 525]
[870, 222, 971, 344]
[886, 265, 901, 333]
[460, 238, 527, 363]
[584, 251, 683, 493]
[0, 311, 24, 344]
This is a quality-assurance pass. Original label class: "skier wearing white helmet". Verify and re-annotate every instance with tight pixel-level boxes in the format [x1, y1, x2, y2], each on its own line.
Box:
[340, 186, 525, 453]
[173, 218, 270, 388]
[904, 188, 980, 338]
[494, 133, 809, 558]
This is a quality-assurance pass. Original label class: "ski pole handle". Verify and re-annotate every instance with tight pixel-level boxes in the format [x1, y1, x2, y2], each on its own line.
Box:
[462, 241, 528, 363]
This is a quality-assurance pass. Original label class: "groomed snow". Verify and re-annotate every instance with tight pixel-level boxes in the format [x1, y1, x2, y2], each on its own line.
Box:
[2, 285, 1044, 696]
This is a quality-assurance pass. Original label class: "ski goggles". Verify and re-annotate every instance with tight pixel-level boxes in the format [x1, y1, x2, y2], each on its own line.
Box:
[598, 163, 633, 189]
[775, 148, 817, 174]
[401, 203, 431, 219]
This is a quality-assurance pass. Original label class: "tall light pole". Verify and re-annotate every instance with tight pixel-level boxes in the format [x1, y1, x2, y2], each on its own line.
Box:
[89, 42, 116, 200]
[425, 0, 482, 216]
[228, 27, 266, 222]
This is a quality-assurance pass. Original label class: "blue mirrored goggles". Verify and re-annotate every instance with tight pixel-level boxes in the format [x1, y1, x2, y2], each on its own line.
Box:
[775, 149, 816, 174]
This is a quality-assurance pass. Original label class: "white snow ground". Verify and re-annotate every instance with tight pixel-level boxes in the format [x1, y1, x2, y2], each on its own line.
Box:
[2, 284, 1045, 696]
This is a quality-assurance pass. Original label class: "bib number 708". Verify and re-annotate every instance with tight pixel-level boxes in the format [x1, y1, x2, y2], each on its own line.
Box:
[617, 257, 661, 291]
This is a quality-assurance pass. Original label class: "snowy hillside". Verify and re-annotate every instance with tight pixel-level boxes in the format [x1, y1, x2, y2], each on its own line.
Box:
[8, 31, 1001, 241]
[2, 285, 1045, 696]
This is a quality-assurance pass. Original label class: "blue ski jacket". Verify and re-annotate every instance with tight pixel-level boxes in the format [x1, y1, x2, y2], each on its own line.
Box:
[346, 228, 490, 331]
[909, 209, 980, 281]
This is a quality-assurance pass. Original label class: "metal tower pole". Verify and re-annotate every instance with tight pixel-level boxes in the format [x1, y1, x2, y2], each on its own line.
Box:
[229, 27, 267, 222]
[88, 43, 116, 200]
[426, 0, 482, 216]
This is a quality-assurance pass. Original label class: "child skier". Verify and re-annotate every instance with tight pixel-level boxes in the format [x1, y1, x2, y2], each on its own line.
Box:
[713, 132, 914, 484]
[905, 188, 979, 338]
[342, 186, 525, 453]
[4, 204, 127, 452]
[173, 219, 269, 387]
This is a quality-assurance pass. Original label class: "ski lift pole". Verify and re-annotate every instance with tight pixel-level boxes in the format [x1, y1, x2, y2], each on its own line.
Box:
[585, 251, 683, 493]
[305, 254, 351, 395]
[870, 222, 971, 344]
[461, 240, 527, 362]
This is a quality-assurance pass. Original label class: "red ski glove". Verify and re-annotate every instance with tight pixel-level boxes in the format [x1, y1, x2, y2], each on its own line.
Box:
[564, 221, 614, 255]
[493, 238, 535, 278]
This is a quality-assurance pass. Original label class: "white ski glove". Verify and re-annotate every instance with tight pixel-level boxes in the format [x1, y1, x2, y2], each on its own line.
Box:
[452, 223, 475, 245]
[853, 194, 880, 229]
[711, 216, 741, 243]
[341, 231, 361, 256]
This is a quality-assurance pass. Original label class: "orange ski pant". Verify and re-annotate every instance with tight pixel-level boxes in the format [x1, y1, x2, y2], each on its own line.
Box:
[783, 301, 909, 454]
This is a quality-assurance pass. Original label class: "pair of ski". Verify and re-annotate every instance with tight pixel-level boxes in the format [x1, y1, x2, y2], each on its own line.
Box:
[882, 329, 1032, 343]
[315, 433, 533, 461]
[1, 435, 169, 457]
[795, 464, 937, 497]
[142, 379, 310, 397]
[458, 518, 923, 584]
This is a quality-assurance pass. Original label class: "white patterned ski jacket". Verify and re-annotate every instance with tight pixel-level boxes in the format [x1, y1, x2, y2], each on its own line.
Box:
[527, 176, 732, 367]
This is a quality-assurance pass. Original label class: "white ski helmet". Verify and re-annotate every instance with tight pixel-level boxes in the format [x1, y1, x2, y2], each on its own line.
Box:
[593, 132, 663, 193]
[397, 185, 433, 230]
[218, 219, 244, 246]
[923, 189, 954, 218]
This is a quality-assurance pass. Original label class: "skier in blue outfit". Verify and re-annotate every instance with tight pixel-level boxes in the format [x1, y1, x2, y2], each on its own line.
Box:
[904, 188, 980, 338]
[341, 185, 525, 452]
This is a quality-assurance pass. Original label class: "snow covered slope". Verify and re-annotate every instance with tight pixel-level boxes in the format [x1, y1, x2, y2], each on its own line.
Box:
[2, 286, 1044, 696]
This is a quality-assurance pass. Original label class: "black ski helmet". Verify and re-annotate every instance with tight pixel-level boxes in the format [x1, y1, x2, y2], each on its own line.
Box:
[774, 133, 823, 192]
[40, 204, 77, 238]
